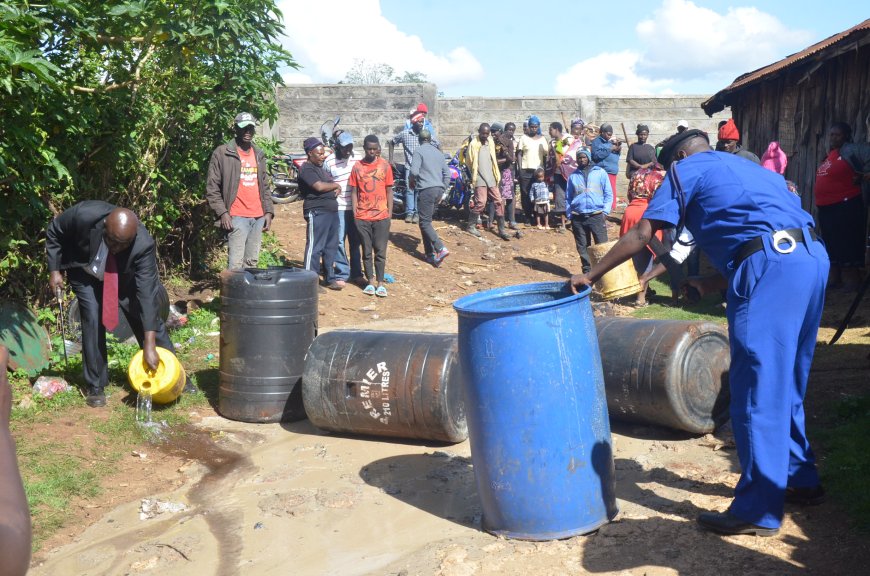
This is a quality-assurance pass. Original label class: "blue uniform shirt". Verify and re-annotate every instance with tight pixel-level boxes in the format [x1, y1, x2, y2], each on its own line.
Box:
[643, 151, 814, 276]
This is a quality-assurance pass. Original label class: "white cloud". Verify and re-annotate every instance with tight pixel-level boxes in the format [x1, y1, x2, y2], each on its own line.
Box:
[276, 0, 483, 87]
[555, 51, 675, 95]
[556, 0, 814, 96]
[282, 71, 313, 84]
[635, 0, 814, 82]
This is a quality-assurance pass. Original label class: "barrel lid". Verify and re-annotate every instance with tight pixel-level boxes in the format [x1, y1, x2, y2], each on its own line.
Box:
[453, 281, 591, 317]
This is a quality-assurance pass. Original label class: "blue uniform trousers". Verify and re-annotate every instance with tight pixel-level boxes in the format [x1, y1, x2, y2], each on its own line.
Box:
[725, 226, 829, 528]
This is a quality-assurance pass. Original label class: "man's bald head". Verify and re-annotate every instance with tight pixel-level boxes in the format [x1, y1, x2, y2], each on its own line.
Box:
[104, 208, 139, 254]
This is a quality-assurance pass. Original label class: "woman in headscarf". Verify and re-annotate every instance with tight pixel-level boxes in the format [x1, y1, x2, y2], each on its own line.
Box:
[620, 162, 666, 305]
[625, 124, 656, 184]
[515, 115, 550, 226]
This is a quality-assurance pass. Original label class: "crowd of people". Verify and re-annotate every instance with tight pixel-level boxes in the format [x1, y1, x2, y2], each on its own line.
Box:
[201, 108, 870, 304]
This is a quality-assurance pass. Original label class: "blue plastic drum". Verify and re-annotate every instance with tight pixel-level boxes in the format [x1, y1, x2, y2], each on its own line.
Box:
[453, 281, 618, 540]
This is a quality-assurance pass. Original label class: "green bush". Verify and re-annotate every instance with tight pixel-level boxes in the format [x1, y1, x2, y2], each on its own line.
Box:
[0, 0, 298, 302]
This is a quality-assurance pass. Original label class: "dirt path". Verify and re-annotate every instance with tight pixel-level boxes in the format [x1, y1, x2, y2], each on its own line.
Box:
[29, 201, 870, 575]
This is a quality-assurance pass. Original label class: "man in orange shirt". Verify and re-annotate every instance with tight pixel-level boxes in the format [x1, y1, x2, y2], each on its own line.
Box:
[206, 112, 274, 269]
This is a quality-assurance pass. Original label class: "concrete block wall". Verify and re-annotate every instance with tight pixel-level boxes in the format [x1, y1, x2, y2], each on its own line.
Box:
[271, 85, 730, 194]
[268, 83, 438, 154]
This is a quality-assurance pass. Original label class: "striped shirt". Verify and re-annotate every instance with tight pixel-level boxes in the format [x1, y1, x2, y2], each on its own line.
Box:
[323, 152, 359, 210]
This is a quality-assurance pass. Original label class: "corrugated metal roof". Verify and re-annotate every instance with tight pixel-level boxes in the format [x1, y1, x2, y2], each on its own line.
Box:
[702, 18, 870, 114]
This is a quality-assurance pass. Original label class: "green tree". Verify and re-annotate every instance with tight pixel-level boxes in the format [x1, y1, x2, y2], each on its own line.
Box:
[341, 59, 427, 84]
[0, 0, 297, 299]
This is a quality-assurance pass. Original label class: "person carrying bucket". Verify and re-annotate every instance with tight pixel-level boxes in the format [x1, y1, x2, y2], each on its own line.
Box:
[570, 129, 828, 537]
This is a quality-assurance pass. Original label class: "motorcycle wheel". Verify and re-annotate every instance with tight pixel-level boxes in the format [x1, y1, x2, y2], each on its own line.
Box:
[272, 184, 299, 204]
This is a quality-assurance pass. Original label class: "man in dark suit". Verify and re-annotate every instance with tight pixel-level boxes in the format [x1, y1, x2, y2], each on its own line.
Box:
[46, 201, 190, 407]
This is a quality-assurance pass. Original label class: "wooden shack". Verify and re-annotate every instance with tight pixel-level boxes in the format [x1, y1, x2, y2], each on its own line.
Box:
[702, 19, 870, 212]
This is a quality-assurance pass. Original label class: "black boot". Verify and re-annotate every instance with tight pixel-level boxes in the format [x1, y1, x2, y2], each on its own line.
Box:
[465, 212, 481, 236]
[496, 217, 511, 241]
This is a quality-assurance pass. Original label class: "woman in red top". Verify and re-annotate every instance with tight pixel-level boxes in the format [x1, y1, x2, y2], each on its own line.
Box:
[813, 122, 866, 290]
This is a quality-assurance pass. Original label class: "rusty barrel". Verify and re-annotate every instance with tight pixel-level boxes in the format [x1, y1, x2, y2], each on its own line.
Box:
[301, 330, 467, 443]
[587, 240, 642, 300]
[219, 267, 318, 423]
[595, 318, 731, 434]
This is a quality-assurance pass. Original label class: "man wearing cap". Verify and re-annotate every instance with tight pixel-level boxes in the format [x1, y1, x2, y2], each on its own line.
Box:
[46, 201, 194, 407]
[676, 120, 689, 133]
[205, 112, 274, 270]
[403, 103, 437, 138]
[717, 119, 760, 164]
[324, 131, 362, 287]
[571, 129, 829, 537]
[299, 137, 343, 290]
[392, 109, 440, 223]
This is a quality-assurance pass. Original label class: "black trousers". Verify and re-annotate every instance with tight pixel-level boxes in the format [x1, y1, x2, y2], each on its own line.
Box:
[570, 212, 608, 273]
[356, 218, 391, 283]
[68, 267, 173, 392]
[518, 168, 536, 223]
[304, 208, 340, 283]
[417, 186, 446, 257]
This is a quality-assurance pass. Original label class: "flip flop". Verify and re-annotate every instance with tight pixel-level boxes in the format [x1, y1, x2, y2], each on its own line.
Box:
[363, 284, 376, 295]
[375, 286, 388, 298]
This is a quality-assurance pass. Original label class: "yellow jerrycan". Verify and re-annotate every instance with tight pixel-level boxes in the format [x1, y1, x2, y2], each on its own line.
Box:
[127, 346, 186, 404]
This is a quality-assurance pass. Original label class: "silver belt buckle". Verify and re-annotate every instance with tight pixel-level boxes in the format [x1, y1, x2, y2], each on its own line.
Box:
[772, 230, 797, 254]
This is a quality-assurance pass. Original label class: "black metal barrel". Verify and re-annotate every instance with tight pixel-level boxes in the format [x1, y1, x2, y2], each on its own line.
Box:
[302, 330, 467, 443]
[595, 318, 731, 434]
[219, 267, 318, 423]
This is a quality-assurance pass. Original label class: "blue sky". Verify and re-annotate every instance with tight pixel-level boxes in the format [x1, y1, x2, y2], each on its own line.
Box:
[277, 0, 867, 97]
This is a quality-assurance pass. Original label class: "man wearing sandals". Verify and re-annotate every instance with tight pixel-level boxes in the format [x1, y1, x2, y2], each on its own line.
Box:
[349, 135, 394, 297]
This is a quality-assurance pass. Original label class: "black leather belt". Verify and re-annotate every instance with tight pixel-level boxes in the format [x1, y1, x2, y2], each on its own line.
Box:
[733, 228, 818, 267]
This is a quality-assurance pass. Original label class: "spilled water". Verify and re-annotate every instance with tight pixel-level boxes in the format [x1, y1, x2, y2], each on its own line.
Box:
[136, 388, 153, 423]
[136, 388, 167, 441]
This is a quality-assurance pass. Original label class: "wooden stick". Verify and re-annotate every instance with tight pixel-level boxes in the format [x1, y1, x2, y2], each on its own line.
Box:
[455, 260, 495, 267]
[621, 122, 630, 145]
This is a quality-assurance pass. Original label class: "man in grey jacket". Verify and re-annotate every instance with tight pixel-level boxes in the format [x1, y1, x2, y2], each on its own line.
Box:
[205, 112, 274, 269]
[410, 129, 451, 267]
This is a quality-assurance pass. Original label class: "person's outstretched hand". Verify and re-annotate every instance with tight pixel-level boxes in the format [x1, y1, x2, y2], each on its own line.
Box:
[569, 273, 593, 294]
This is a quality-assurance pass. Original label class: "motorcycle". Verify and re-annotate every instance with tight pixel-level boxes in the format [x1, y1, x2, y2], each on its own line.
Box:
[269, 150, 306, 204]
[386, 142, 409, 217]
[440, 147, 470, 214]
[270, 117, 342, 205]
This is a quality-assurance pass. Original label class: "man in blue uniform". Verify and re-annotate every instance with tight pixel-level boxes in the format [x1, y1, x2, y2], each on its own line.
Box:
[571, 129, 829, 536]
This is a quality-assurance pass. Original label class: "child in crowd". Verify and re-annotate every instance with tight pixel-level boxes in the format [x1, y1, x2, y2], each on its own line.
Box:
[348, 135, 394, 297]
[530, 167, 550, 229]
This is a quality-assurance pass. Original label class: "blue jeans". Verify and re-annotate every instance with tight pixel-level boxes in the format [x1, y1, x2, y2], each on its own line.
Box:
[334, 209, 362, 280]
[227, 215, 265, 269]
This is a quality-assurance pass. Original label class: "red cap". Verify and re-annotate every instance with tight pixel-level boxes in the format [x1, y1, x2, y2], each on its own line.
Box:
[415, 103, 428, 114]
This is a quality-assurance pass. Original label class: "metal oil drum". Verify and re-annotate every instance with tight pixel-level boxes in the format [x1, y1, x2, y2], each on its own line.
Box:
[595, 317, 731, 433]
[302, 330, 467, 443]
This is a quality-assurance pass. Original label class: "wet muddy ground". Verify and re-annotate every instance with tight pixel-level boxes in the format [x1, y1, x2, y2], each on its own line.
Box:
[28, 202, 870, 575]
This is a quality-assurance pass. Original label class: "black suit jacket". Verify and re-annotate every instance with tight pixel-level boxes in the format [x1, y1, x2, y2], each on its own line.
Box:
[46, 201, 163, 332]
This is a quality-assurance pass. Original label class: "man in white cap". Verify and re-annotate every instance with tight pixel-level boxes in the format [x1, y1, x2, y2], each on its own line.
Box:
[677, 120, 689, 133]
[205, 112, 274, 269]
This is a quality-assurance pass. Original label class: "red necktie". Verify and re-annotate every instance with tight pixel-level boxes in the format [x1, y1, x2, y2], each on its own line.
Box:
[102, 252, 119, 331]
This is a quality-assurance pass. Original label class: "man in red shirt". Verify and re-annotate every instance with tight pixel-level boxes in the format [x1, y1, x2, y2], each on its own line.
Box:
[205, 112, 274, 269]
[348, 135, 394, 297]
